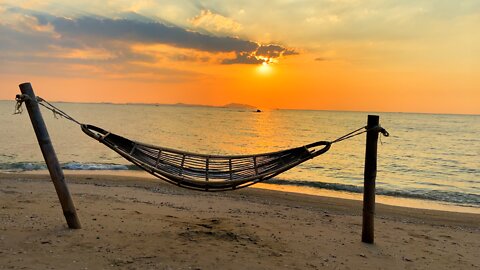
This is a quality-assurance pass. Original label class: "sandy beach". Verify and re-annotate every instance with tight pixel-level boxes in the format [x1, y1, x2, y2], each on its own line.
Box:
[1, 172, 479, 270]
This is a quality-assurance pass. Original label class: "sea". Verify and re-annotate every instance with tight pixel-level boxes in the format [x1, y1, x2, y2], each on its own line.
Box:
[1, 100, 479, 213]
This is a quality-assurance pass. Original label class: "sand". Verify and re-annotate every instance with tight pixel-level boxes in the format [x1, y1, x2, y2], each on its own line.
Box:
[0, 172, 479, 270]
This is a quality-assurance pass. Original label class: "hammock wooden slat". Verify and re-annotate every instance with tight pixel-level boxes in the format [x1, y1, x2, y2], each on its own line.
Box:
[81, 124, 331, 191]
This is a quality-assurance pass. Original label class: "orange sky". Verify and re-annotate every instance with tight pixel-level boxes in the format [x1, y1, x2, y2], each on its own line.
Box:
[1, 1, 479, 114]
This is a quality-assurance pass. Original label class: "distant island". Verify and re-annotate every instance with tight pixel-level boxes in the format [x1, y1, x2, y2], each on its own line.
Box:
[222, 103, 257, 109]
[162, 102, 258, 110]
[16, 99, 259, 110]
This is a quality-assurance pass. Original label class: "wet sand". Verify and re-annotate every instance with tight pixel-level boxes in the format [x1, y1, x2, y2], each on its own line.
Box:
[1, 173, 479, 269]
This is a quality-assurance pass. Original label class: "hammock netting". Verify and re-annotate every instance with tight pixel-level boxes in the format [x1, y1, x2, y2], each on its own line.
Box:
[81, 124, 331, 191]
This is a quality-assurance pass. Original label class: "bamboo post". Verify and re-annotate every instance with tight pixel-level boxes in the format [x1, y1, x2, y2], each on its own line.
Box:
[362, 115, 379, 243]
[18, 82, 81, 229]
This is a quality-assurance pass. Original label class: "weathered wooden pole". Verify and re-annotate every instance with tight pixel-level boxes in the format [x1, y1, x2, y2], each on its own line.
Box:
[362, 115, 380, 243]
[18, 82, 81, 229]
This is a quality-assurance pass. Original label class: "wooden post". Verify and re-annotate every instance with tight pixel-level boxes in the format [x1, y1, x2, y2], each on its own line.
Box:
[19, 82, 81, 229]
[362, 115, 379, 243]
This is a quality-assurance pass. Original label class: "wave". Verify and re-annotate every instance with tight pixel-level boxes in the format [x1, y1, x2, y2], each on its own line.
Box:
[1, 162, 478, 207]
[266, 179, 480, 206]
[0, 162, 139, 171]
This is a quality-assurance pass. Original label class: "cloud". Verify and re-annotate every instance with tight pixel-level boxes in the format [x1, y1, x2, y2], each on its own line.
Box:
[256, 44, 284, 58]
[283, 49, 299, 56]
[30, 12, 297, 65]
[0, 6, 299, 81]
[189, 9, 242, 34]
[223, 44, 298, 64]
[221, 52, 263, 65]
[34, 14, 258, 54]
[29, 11, 299, 65]
[256, 44, 298, 58]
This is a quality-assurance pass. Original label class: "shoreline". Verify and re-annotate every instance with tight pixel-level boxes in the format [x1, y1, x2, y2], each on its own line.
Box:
[4, 170, 479, 215]
[1, 172, 478, 225]
[1, 172, 479, 269]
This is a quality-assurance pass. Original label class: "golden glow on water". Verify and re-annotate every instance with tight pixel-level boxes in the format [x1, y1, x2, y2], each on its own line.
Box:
[249, 110, 280, 150]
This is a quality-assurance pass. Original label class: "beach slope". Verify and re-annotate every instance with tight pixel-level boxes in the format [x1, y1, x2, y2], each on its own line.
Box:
[1, 173, 479, 269]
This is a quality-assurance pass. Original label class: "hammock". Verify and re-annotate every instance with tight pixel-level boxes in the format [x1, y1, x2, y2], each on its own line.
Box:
[81, 124, 331, 191]
[16, 95, 388, 191]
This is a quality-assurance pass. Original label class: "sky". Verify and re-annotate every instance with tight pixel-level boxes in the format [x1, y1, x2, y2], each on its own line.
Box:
[1, 0, 479, 114]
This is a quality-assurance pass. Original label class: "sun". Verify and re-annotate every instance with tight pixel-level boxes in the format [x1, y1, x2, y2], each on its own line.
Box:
[257, 61, 272, 74]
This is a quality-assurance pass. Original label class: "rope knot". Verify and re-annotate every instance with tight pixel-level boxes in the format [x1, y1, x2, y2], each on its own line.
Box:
[330, 124, 389, 144]
[13, 94, 30, 115]
[14, 95, 82, 125]
[379, 128, 389, 137]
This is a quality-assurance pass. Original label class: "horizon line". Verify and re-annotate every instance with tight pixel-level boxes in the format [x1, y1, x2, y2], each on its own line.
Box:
[2, 99, 479, 116]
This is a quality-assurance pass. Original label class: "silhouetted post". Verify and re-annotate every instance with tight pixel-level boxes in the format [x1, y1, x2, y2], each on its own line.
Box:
[18, 82, 81, 229]
[362, 115, 379, 243]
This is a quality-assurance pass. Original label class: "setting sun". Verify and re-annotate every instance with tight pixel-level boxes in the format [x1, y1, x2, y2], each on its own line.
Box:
[257, 62, 272, 74]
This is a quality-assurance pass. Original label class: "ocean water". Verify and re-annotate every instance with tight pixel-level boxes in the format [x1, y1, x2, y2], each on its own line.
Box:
[1, 100, 479, 210]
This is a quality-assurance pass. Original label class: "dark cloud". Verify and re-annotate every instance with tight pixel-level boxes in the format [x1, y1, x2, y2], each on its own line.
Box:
[256, 44, 286, 58]
[0, 23, 155, 64]
[0, 17, 198, 82]
[221, 52, 263, 65]
[283, 49, 299, 56]
[2, 7, 298, 70]
[0, 24, 55, 52]
[34, 14, 258, 54]
[222, 44, 297, 64]
[30, 12, 298, 64]
[314, 57, 330, 61]
[169, 54, 210, 62]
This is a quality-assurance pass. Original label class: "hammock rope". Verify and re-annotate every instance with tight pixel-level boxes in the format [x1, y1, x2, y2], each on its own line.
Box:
[15, 95, 389, 191]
